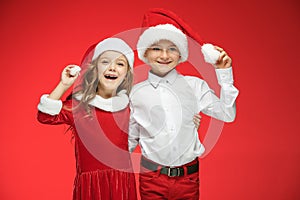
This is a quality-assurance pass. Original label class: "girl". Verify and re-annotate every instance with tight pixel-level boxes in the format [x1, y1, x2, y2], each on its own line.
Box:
[37, 38, 137, 200]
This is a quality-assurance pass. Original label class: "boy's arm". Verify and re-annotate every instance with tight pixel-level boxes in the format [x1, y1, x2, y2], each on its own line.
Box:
[198, 67, 239, 122]
[199, 46, 239, 122]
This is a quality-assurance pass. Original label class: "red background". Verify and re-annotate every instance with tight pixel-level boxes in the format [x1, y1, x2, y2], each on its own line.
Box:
[1, 0, 299, 199]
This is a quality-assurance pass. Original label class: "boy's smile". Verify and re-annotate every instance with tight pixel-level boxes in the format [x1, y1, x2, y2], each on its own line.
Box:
[144, 40, 180, 77]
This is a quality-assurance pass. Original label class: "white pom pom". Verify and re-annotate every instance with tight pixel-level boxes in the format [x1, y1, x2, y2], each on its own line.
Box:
[201, 43, 220, 65]
[69, 65, 81, 76]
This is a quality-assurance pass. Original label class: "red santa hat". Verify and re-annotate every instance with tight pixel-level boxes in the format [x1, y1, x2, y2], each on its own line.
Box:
[92, 37, 134, 68]
[136, 8, 220, 65]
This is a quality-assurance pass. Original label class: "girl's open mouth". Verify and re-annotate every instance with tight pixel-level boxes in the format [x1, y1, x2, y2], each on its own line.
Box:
[104, 74, 118, 80]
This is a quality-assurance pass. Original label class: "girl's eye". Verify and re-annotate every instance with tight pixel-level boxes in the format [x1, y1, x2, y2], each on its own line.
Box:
[117, 62, 125, 66]
[101, 60, 109, 65]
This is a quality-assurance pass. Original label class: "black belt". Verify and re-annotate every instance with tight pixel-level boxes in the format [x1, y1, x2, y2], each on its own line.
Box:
[141, 156, 199, 177]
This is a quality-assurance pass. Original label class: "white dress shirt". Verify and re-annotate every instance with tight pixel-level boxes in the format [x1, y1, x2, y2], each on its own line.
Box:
[129, 68, 239, 167]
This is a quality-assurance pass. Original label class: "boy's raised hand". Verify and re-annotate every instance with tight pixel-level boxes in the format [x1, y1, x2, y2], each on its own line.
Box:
[214, 46, 232, 69]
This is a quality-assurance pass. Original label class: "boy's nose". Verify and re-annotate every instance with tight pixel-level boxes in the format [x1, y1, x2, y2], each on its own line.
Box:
[160, 49, 169, 59]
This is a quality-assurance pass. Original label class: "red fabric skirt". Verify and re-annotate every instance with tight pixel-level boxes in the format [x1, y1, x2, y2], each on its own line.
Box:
[73, 169, 137, 200]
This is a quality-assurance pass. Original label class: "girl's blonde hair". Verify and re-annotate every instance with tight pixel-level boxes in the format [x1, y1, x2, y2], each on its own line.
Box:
[69, 55, 133, 115]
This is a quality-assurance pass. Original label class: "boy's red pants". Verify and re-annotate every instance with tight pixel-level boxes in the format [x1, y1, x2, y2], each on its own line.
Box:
[139, 158, 199, 200]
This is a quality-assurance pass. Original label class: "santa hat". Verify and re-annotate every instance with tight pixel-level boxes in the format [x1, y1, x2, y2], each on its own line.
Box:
[92, 37, 134, 68]
[136, 8, 220, 65]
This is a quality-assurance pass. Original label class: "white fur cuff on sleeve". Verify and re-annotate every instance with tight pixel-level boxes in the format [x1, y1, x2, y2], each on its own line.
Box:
[37, 94, 63, 115]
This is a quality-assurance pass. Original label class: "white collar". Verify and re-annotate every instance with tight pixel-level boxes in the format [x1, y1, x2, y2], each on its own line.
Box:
[74, 90, 129, 112]
[148, 69, 178, 88]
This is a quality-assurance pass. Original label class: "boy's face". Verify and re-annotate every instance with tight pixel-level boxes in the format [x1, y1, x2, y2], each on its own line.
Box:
[144, 40, 180, 77]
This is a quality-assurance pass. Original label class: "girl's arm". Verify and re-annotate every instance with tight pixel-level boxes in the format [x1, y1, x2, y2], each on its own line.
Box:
[37, 65, 80, 125]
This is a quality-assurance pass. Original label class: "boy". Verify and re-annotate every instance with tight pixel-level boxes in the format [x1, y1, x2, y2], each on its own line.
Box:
[129, 8, 239, 199]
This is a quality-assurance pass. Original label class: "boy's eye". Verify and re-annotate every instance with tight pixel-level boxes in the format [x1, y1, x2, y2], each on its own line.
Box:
[169, 47, 178, 52]
[150, 47, 161, 51]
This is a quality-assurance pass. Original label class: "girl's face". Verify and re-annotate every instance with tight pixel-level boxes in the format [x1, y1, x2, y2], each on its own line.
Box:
[97, 51, 129, 97]
[144, 39, 180, 77]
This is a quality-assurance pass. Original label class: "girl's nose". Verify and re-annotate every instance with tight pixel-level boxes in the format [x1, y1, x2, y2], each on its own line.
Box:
[107, 63, 116, 71]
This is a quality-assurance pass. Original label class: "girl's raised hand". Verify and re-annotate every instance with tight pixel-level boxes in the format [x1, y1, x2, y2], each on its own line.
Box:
[61, 65, 81, 87]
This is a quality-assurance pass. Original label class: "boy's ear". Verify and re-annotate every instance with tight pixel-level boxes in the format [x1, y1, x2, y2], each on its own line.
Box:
[143, 50, 148, 58]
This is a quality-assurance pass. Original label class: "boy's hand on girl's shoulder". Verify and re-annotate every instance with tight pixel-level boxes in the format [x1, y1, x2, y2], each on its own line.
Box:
[214, 46, 232, 69]
[193, 114, 201, 130]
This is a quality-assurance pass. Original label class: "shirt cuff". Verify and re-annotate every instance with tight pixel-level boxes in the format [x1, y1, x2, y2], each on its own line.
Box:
[215, 67, 234, 85]
[37, 94, 63, 115]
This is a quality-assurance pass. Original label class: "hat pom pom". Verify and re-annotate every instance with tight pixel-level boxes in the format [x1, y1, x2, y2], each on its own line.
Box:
[201, 43, 220, 65]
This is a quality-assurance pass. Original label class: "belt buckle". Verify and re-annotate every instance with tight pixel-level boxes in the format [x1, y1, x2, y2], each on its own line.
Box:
[168, 167, 180, 177]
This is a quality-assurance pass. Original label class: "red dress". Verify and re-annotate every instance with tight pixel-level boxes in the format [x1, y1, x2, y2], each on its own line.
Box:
[37, 99, 137, 200]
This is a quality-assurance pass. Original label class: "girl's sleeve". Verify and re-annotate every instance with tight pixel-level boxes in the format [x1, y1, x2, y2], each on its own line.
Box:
[37, 94, 74, 125]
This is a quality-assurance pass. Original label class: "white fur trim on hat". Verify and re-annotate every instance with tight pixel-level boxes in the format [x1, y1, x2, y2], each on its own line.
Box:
[137, 24, 188, 64]
[92, 38, 134, 68]
[201, 43, 221, 65]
